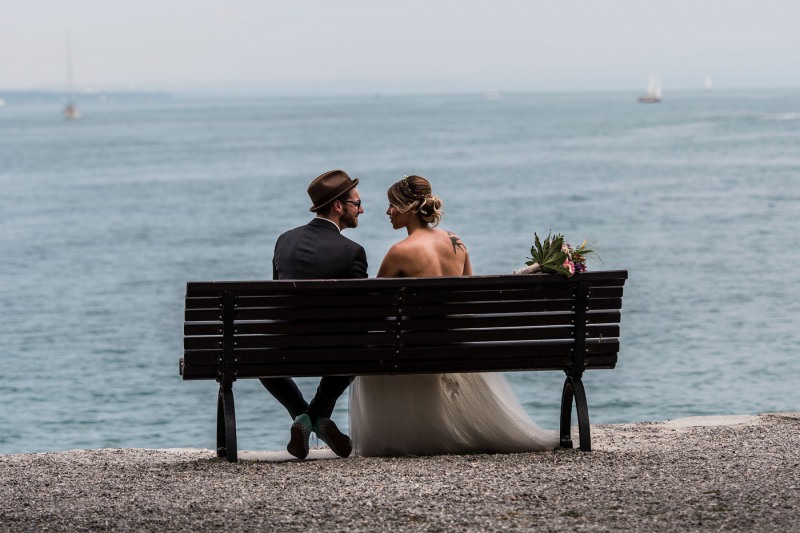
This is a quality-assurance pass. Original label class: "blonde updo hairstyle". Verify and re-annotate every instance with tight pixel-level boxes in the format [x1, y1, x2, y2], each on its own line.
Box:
[388, 175, 444, 227]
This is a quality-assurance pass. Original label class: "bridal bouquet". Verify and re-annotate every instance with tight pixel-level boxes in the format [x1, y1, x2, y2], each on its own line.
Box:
[513, 232, 599, 277]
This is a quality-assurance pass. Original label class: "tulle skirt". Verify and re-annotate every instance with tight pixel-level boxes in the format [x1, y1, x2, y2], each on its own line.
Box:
[349, 372, 559, 457]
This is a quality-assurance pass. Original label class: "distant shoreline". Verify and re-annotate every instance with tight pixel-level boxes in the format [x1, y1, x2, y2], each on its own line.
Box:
[2, 413, 797, 531]
[3, 86, 800, 102]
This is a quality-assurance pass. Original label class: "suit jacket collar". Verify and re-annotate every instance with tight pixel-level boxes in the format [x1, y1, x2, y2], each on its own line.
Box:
[309, 217, 341, 233]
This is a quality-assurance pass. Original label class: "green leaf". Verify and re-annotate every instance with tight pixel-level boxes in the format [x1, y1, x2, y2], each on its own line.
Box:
[526, 231, 572, 276]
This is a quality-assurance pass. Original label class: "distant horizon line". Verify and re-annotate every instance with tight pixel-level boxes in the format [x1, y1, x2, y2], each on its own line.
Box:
[1, 85, 797, 98]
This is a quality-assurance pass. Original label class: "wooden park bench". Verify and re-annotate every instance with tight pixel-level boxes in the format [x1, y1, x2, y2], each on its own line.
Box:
[180, 270, 628, 462]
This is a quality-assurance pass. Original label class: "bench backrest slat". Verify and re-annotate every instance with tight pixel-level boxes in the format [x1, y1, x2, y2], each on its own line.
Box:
[403, 324, 619, 345]
[185, 271, 627, 293]
[182, 310, 622, 338]
[403, 286, 574, 304]
[186, 306, 398, 322]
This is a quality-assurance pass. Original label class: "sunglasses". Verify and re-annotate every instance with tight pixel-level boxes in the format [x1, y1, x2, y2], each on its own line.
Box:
[341, 200, 362, 207]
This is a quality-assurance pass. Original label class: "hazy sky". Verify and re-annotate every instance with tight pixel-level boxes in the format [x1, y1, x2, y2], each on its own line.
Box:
[1, 0, 798, 94]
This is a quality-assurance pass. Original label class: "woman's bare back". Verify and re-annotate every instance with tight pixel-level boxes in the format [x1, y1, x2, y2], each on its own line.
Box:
[377, 228, 472, 278]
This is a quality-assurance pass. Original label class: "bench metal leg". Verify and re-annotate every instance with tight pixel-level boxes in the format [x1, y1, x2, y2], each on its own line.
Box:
[559, 376, 592, 451]
[216, 384, 238, 462]
[573, 378, 591, 451]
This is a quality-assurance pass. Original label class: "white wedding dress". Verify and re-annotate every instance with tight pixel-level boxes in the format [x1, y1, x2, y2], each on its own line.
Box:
[349, 372, 560, 457]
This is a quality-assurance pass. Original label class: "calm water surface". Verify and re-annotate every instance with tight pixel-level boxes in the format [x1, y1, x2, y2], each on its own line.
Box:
[1, 90, 798, 454]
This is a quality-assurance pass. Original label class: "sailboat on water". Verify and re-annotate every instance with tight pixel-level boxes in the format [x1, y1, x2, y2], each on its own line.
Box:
[638, 71, 662, 103]
[705, 75, 713, 91]
[63, 34, 80, 119]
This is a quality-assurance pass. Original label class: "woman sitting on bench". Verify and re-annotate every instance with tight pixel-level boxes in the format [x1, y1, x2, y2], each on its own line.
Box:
[348, 175, 560, 456]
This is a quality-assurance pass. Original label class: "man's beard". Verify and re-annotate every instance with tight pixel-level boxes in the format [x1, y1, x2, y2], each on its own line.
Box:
[341, 211, 359, 229]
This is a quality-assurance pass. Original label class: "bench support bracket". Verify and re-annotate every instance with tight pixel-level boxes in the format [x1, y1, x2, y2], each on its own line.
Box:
[559, 375, 591, 451]
[217, 384, 237, 461]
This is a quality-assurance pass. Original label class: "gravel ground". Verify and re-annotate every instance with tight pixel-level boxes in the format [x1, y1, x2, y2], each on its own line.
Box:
[1, 412, 798, 532]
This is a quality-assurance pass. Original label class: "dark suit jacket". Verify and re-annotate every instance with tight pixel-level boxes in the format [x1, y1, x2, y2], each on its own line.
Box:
[273, 218, 368, 280]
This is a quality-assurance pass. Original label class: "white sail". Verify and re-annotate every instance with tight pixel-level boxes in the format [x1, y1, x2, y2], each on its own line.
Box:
[648, 71, 662, 98]
[705, 75, 713, 91]
[639, 71, 662, 103]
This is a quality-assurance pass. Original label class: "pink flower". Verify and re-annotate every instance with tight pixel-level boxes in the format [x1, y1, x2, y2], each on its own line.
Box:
[563, 259, 575, 276]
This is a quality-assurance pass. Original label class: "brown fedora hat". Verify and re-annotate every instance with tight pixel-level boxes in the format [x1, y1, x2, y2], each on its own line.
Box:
[307, 169, 359, 212]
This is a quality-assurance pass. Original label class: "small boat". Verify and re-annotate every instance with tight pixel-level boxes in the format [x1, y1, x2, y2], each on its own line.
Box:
[638, 71, 662, 103]
[63, 34, 80, 119]
[705, 75, 713, 91]
[63, 102, 80, 119]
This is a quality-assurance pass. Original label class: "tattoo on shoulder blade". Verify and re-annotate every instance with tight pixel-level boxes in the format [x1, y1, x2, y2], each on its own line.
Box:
[448, 231, 466, 255]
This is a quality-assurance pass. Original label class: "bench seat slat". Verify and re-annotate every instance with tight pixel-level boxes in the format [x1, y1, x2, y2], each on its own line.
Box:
[181, 362, 393, 380]
[181, 352, 618, 379]
[182, 337, 618, 365]
[180, 351, 619, 380]
[181, 345, 577, 367]
[183, 354, 617, 380]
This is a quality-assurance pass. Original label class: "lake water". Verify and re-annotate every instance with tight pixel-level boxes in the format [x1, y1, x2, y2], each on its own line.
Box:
[1, 89, 798, 454]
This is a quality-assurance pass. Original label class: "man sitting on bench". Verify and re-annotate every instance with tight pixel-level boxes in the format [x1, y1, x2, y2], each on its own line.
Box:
[260, 169, 368, 460]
